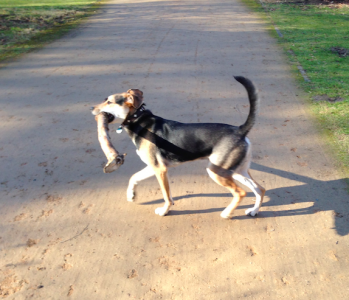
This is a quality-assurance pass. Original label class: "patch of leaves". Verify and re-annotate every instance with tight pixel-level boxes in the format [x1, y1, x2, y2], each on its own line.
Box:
[313, 94, 344, 103]
[330, 47, 348, 57]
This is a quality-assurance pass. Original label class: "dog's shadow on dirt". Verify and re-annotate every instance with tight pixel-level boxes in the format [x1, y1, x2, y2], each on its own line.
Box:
[141, 162, 349, 236]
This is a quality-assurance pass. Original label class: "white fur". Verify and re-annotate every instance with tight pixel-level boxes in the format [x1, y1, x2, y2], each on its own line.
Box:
[155, 204, 172, 216]
[233, 138, 264, 216]
[126, 166, 155, 202]
[136, 149, 151, 165]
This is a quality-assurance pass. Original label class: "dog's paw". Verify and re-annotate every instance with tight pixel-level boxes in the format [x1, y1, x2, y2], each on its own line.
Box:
[245, 208, 258, 217]
[127, 188, 135, 202]
[220, 209, 233, 219]
[155, 206, 170, 216]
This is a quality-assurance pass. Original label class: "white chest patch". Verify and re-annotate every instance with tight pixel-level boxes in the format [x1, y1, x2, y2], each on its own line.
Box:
[136, 150, 150, 165]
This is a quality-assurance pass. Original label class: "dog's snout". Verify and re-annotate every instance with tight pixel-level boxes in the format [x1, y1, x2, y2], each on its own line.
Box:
[90, 106, 100, 116]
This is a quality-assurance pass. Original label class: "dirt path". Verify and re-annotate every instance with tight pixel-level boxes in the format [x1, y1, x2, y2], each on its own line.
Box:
[1, 0, 348, 299]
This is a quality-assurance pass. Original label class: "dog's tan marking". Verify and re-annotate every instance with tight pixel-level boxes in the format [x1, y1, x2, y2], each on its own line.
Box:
[137, 139, 174, 215]
[136, 136, 157, 165]
[207, 169, 247, 219]
[153, 166, 174, 216]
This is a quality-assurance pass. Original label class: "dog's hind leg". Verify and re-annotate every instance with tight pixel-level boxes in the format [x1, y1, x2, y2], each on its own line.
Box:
[206, 168, 247, 219]
[127, 166, 155, 202]
[153, 167, 174, 216]
[233, 170, 265, 217]
[232, 138, 265, 216]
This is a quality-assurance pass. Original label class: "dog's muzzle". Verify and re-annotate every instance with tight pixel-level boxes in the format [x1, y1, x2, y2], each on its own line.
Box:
[91, 107, 101, 116]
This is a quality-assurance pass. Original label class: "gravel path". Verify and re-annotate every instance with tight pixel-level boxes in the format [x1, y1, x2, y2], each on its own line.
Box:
[0, 0, 348, 299]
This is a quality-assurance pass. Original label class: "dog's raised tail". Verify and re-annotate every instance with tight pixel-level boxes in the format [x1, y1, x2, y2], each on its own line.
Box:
[234, 76, 259, 137]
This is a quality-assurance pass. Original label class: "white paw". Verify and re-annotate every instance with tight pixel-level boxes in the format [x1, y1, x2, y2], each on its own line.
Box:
[245, 208, 258, 217]
[127, 188, 135, 202]
[220, 210, 233, 219]
[155, 206, 170, 216]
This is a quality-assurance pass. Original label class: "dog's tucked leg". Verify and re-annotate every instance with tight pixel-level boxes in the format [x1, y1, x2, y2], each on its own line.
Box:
[154, 167, 174, 216]
[233, 171, 265, 216]
[207, 168, 246, 219]
[127, 166, 155, 202]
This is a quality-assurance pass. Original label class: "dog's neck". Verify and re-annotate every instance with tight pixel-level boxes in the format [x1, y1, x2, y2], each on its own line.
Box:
[121, 103, 147, 126]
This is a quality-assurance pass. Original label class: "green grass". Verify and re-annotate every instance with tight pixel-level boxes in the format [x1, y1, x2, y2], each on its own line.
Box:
[0, 0, 98, 8]
[0, 0, 101, 64]
[247, 0, 349, 177]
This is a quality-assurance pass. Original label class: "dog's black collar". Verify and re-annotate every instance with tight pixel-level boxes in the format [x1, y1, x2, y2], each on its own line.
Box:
[117, 103, 149, 133]
[122, 103, 147, 126]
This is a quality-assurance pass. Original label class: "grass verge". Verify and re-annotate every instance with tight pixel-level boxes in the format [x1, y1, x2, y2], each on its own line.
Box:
[0, 0, 102, 65]
[245, 0, 349, 179]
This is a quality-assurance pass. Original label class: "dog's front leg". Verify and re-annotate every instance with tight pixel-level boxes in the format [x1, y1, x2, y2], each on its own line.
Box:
[127, 166, 155, 202]
[154, 167, 174, 216]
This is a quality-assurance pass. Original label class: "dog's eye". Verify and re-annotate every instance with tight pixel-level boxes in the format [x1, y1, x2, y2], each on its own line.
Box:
[107, 101, 112, 104]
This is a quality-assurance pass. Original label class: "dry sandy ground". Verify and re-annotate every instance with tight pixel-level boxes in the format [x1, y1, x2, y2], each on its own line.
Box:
[0, 0, 349, 299]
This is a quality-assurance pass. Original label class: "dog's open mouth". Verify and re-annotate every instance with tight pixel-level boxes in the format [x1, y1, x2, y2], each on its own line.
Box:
[91, 108, 116, 123]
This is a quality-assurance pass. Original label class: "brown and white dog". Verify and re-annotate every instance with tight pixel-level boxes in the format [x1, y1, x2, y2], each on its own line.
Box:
[91, 76, 265, 218]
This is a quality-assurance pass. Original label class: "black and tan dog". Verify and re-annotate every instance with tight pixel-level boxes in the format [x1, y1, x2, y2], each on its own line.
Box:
[91, 76, 265, 218]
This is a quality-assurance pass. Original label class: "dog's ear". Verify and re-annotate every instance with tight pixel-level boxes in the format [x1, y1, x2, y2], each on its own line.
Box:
[126, 89, 143, 109]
